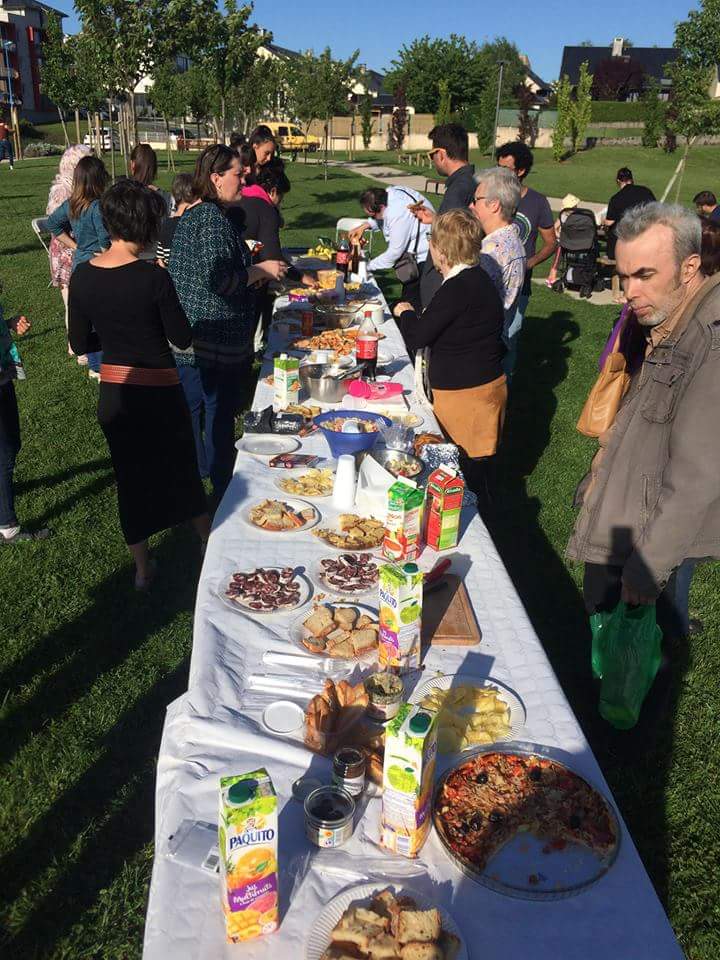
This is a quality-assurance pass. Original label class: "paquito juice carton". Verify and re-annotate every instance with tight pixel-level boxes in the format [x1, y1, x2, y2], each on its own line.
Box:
[378, 562, 423, 671]
[273, 353, 300, 410]
[381, 702, 439, 857]
[383, 479, 424, 563]
[424, 466, 465, 552]
[218, 769, 279, 943]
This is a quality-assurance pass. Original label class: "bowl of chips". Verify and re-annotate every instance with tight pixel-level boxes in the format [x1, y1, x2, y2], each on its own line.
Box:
[314, 410, 392, 458]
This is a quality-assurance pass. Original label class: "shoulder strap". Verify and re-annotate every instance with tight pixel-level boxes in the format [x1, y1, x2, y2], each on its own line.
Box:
[391, 187, 422, 258]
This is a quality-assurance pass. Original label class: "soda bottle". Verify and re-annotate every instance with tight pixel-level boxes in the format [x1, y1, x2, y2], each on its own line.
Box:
[350, 241, 360, 277]
[335, 239, 351, 279]
[357, 333, 378, 380]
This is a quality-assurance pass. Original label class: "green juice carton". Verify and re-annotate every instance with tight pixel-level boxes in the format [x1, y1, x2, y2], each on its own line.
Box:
[378, 561, 423, 671]
[383, 479, 425, 563]
[273, 353, 300, 410]
[218, 769, 279, 943]
[381, 703, 439, 857]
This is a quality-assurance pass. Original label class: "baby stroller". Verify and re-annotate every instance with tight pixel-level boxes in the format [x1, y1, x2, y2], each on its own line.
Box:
[551, 208, 605, 299]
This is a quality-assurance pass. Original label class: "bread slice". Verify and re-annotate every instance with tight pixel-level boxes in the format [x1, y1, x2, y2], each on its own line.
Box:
[399, 944, 443, 960]
[355, 613, 375, 629]
[302, 634, 326, 654]
[326, 627, 352, 650]
[370, 889, 397, 919]
[351, 628, 378, 655]
[396, 910, 442, 945]
[305, 606, 334, 637]
[328, 639, 355, 659]
[334, 606, 358, 629]
[349, 907, 389, 933]
[367, 933, 402, 959]
[439, 932, 461, 960]
[330, 919, 370, 953]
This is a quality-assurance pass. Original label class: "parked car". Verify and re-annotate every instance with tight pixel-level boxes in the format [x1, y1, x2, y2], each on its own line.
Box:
[262, 121, 320, 156]
[83, 128, 120, 151]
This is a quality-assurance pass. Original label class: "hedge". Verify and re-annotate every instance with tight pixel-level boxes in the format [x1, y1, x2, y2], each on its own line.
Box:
[590, 102, 647, 122]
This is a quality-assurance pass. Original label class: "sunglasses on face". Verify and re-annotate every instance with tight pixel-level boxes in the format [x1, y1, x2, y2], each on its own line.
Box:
[427, 148, 442, 161]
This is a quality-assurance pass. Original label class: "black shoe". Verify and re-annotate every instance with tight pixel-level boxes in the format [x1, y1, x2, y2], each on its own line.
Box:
[688, 617, 704, 636]
[0, 527, 50, 544]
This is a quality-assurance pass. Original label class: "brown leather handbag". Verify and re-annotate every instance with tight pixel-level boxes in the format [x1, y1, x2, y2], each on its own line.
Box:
[576, 328, 630, 438]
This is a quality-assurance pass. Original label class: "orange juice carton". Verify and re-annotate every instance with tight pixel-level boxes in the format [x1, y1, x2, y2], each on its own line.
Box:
[381, 702, 438, 857]
[378, 561, 423, 671]
[219, 769, 278, 943]
[383, 479, 424, 562]
[273, 353, 300, 410]
[424, 466, 465, 551]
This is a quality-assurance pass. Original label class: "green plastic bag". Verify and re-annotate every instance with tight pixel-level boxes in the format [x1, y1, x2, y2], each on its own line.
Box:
[590, 602, 663, 730]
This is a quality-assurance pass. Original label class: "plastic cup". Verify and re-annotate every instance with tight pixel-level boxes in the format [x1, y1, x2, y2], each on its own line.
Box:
[332, 453, 357, 510]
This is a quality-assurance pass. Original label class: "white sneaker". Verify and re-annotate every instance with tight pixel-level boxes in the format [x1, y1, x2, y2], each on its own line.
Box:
[88, 369, 101, 381]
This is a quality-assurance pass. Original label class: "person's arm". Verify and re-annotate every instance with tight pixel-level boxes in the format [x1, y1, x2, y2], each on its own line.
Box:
[349, 221, 372, 244]
[368, 207, 417, 272]
[604, 197, 618, 230]
[67, 269, 102, 356]
[622, 350, 720, 602]
[90, 202, 110, 252]
[394, 280, 462, 351]
[528, 197, 557, 270]
[157, 269, 193, 350]
[46, 201, 76, 250]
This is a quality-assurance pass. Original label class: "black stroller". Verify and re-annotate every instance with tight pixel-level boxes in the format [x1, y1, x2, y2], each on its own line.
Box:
[551, 208, 605, 299]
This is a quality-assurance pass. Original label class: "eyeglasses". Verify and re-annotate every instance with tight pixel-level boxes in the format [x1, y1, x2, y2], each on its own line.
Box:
[427, 148, 441, 161]
[471, 195, 487, 205]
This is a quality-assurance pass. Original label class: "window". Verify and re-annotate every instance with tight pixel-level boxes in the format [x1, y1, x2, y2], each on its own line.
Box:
[278, 126, 288, 136]
[291, 127, 303, 136]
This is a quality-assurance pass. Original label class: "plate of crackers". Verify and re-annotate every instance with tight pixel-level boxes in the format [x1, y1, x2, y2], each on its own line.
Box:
[307, 884, 466, 960]
[243, 498, 321, 533]
[313, 514, 386, 550]
[410, 674, 526, 754]
[291, 602, 380, 660]
[275, 466, 335, 499]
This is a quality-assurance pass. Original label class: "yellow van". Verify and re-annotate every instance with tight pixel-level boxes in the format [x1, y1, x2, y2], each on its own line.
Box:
[262, 121, 320, 155]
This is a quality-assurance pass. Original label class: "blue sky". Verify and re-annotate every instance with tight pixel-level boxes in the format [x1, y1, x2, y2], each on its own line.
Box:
[56, 0, 699, 83]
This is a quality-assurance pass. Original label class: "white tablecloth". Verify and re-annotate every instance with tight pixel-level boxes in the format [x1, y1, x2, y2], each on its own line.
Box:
[143, 285, 683, 960]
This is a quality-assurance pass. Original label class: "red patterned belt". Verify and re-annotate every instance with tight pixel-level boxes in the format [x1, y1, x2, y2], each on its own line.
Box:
[100, 364, 180, 386]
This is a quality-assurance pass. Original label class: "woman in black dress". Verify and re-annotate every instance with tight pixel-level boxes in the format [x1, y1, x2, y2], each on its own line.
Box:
[69, 178, 209, 589]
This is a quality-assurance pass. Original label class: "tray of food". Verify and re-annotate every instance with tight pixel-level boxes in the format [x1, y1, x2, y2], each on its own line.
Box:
[283, 402, 322, 419]
[315, 552, 380, 596]
[313, 514, 386, 550]
[304, 678, 384, 759]
[223, 566, 312, 614]
[306, 884, 466, 960]
[275, 467, 335, 499]
[432, 744, 621, 900]
[411, 675, 525, 753]
[292, 330, 359, 357]
[243, 498, 320, 533]
[291, 602, 379, 659]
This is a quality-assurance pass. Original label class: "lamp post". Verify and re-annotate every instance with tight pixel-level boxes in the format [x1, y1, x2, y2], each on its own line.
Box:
[491, 60, 506, 156]
[1, 34, 21, 160]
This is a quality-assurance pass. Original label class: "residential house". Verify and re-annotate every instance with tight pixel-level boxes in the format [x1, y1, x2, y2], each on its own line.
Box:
[0, 0, 66, 121]
[559, 38, 679, 99]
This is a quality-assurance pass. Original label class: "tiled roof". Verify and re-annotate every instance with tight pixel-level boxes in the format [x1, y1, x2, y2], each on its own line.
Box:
[559, 46, 680, 83]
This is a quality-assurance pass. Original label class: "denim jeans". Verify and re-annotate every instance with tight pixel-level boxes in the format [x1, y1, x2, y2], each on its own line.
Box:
[502, 291, 529, 380]
[0, 381, 21, 528]
[0, 139, 14, 165]
[179, 362, 251, 497]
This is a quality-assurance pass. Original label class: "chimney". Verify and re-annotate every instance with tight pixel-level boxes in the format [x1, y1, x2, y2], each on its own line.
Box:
[611, 37, 624, 57]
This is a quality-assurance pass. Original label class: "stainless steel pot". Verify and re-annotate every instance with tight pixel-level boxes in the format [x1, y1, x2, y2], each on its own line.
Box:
[299, 363, 363, 404]
[314, 302, 363, 330]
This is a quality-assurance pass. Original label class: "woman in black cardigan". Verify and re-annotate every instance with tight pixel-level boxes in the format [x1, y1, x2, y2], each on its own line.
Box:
[393, 208, 506, 497]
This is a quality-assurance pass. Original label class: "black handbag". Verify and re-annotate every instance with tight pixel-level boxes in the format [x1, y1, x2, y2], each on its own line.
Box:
[394, 190, 422, 284]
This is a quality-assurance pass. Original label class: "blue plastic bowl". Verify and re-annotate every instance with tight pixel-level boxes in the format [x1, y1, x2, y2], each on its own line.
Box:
[314, 410, 392, 458]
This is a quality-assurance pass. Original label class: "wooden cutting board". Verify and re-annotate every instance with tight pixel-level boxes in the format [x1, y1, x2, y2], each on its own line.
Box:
[422, 574, 482, 646]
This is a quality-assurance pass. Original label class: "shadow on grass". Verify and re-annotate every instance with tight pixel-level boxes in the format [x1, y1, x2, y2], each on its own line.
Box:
[0, 525, 200, 768]
[487, 304, 687, 911]
[289, 211, 337, 231]
[15, 456, 112, 494]
[310, 189, 359, 205]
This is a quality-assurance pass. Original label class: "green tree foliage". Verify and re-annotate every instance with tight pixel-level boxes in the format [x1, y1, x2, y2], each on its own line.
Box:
[552, 74, 572, 161]
[570, 61, 593, 153]
[40, 15, 77, 142]
[435, 79, 452, 125]
[474, 81, 499, 154]
[665, 0, 720, 147]
[148, 60, 187, 168]
[181, 63, 213, 135]
[229, 55, 286, 133]
[360, 94, 374, 148]
[641, 78, 666, 147]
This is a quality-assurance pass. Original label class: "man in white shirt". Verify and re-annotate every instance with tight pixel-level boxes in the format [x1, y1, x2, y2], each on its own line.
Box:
[350, 185, 433, 311]
[469, 167, 526, 375]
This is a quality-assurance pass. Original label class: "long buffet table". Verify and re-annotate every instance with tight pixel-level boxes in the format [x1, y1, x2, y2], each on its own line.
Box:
[143, 278, 683, 959]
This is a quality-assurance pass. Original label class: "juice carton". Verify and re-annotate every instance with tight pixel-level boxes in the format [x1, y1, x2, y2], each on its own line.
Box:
[424, 466, 465, 552]
[383, 480, 424, 563]
[273, 353, 300, 410]
[218, 769, 279, 943]
[378, 562, 423, 671]
[381, 702, 439, 857]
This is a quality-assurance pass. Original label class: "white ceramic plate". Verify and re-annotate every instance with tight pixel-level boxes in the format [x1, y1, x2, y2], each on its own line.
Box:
[273, 466, 336, 499]
[262, 700, 305, 735]
[289, 601, 379, 662]
[242, 497, 321, 534]
[313, 553, 380, 598]
[235, 435, 301, 458]
[305, 882, 467, 960]
[389, 411, 425, 429]
[221, 566, 313, 616]
[410, 673, 527, 748]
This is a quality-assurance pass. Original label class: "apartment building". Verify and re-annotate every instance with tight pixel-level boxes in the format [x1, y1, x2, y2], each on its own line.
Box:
[0, 0, 67, 121]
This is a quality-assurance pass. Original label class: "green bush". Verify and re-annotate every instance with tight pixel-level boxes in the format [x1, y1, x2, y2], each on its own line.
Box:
[23, 141, 63, 157]
[590, 101, 646, 122]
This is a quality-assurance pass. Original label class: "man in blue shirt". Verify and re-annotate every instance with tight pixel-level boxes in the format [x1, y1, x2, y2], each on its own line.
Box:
[694, 190, 720, 223]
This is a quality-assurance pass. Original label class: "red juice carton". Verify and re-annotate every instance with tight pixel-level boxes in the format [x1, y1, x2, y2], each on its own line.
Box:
[424, 466, 465, 551]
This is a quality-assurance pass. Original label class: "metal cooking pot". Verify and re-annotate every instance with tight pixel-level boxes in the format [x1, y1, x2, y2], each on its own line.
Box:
[314, 302, 363, 330]
[299, 363, 364, 404]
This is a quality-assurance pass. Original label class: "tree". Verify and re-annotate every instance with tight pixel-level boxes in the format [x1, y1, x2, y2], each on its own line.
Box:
[515, 83, 538, 145]
[148, 60, 186, 169]
[570, 60, 593, 153]
[552, 74, 572, 161]
[641, 78, 665, 147]
[182, 63, 213, 137]
[229, 55, 285, 134]
[360, 94, 374, 149]
[435, 79, 452, 125]
[388, 84, 408, 152]
[40, 14, 75, 144]
[591, 56, 645, 100]
[385, 35, 484, 114]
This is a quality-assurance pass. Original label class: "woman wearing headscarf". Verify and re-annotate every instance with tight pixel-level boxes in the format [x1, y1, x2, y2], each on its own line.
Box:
[45, 143, 92, 363]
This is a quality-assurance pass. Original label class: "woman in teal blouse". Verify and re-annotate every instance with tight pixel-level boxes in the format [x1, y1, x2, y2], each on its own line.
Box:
[47, 155, 110, 270]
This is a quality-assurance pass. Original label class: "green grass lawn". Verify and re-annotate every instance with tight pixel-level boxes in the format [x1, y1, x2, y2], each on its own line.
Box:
[0, 155, 719, 958]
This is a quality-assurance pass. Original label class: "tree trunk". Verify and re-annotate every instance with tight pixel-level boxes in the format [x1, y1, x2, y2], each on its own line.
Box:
[87, 113, 92, 143]
[74, 108, 81, 145]
[94, 112, 102, 158]
[57, 107, 70, 146]
[221, 95, 226, 144]
[129, 91, 139, 148]
[324, 120, 329, 181]
[10, 104, 21, 160]
[107, 97, 116, 181]
[673, 136, 696, 203]
[164, 116, 175, 171]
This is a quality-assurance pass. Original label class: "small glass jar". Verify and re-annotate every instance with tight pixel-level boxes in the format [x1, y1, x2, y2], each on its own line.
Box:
[365, 672, 404, 722]
[332, 746, 366, 797]
[304, 786, 355, 848]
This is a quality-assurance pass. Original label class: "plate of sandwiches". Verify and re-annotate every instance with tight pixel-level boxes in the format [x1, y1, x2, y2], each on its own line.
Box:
[307, 884, 466, 960]
[290, 602, 379, 660]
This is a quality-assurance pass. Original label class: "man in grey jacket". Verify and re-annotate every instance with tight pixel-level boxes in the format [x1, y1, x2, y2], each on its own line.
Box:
[567, 203, 717, 637]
